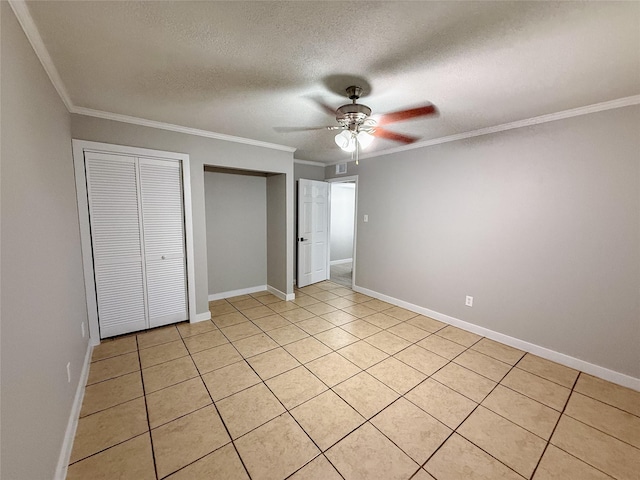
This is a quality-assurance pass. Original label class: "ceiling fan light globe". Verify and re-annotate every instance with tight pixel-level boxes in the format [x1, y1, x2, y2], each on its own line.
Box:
[335, 131, 356, 152]
[334, 131, 349, 148]
[344, 137, 356, 152]
[357, 131, 374, 149]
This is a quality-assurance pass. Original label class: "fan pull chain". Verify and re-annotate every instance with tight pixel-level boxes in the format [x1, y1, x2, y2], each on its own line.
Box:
[353, 135, 360, 165]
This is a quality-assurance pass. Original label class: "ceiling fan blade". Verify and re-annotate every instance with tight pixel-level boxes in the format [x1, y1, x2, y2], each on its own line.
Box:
[274, 126, 341, 133]
[309, 96, 338, 117]
[373, 128, 419, 144]
[377, 104, 437, 126]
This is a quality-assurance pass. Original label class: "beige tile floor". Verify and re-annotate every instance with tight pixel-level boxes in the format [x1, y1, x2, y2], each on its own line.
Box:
[67, 281, 640, 480]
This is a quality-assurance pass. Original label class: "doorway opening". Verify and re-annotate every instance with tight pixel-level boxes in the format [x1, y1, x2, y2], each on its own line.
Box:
[329, 177, 357, 288]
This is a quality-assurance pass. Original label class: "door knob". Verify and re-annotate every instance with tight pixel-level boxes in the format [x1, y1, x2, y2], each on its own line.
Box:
[161, 255, 166, 260]
[299, 237, 308, 242]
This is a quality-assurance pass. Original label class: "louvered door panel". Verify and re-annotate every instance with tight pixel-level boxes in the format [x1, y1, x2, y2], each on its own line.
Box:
[85, 153, 147, 337]
[145, 258, 187, 325]
[139, 158, 188, 327]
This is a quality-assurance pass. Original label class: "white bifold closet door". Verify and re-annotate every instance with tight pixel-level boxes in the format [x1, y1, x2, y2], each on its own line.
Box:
[138, 158, 188, 328]
[85, 152, 188, 338]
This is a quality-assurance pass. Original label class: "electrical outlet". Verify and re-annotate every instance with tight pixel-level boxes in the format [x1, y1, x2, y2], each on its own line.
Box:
[363, 214, 369, 222]
[66, 362, 71, 383]
[81, 322, 85, 338]
[465, 296, 473, 307]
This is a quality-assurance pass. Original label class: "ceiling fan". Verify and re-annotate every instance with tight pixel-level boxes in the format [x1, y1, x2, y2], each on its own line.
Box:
[278, 86, 437, 164]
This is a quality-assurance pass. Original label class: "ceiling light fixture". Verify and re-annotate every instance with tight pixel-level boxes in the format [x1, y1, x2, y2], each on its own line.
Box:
[277, 85, 437, 165]
[334, 128, 375, 164]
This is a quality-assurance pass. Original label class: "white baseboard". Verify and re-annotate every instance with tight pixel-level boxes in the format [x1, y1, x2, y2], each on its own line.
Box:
[353, 284, 640, 392]
[268, 285, 295, 301]
[330, 258, 353, 266]
[193, 311, 212, 323]
[55, 341, 93, 480]
[208, 285, 267, 301]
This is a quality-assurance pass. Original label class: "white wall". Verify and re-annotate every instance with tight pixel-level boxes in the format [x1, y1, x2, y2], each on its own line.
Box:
[71, 115, 295, 313]
[1, 4, 89, 478]
[205, 170, 267, 295]
[327, 106, 640, 380]
[330, 183, 355, 262]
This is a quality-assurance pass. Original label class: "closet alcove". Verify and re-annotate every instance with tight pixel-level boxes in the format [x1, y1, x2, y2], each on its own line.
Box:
[204, 166, 287, 301]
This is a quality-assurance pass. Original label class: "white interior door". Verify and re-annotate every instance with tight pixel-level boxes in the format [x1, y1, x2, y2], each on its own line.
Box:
[297, 179, 329, 287]
[85, 152, 147, 338]
[139, 158, 188, 328]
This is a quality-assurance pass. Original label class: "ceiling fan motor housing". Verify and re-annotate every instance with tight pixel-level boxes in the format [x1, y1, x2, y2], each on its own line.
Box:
[336, 103, 372, 127]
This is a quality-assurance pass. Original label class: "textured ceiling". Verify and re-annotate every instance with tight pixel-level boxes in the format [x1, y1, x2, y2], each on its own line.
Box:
[25, 1, 640, 163]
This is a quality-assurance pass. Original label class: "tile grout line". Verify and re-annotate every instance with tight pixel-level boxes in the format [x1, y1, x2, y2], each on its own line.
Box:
[542, 441, 619, 480]
[508, 363, 576, 389]
[209, 321, 312, 467]
[416, 349, 525, 478]
[365, 399, 432, 471]
[549, 371, 640, 451]
[319, 330, 478, 470]
[76, 391, 146, 421]
[136, 334, 160, 480]
[184, 328, 254, 480]
[66, 433, 151, 469]
[237, 353, 328, 478]
[528, 371, 581, 479]
[283, 453, 346, 480]
[154, 403, 252, 477]
[564, 385, 640, 419]
[560, 412, 640, 451]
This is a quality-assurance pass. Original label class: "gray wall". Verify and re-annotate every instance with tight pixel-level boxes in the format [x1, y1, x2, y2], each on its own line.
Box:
[205, 170, 267, 295]
[1, 4, 89, 478]
[267, 174, 288, 294]
[328, 106, 640, 378]
[294, 162, 325, 182]
[330, 183, 355, 262]
[71, 115, 295, 314]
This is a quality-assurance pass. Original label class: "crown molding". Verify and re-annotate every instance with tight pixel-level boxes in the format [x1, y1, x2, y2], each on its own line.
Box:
[293, 159, 326, 167]
[72, 107, 297, 153]
[9, 0, 74, 111]
[351, 94, 640, 163]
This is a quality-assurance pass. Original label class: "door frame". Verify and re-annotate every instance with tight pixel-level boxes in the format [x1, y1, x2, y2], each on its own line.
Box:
[327, 175, 359, 288]
[72, 140, 196, 346]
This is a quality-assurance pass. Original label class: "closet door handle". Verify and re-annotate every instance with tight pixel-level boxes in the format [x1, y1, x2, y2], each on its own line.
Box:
[161, 255, 166, 260]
